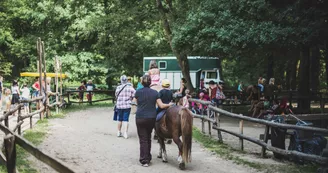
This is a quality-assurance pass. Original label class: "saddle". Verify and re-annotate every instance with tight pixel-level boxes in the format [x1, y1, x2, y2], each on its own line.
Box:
[156, 110, 169, 133]
[156, 110, 166, 121]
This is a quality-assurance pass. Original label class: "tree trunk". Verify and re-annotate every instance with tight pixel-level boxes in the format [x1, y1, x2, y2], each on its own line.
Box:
[310, 46, 320, 91]
[177, 54, 194, 90]
[218, 58, 224, 81]
[325, 43, 328, 87]
[290, 52, 299, 90]
[285, 59, 291, 90]
[155, 0, 194, 91]
[297, 47, 311, 113]
[267, 54, 274, 80]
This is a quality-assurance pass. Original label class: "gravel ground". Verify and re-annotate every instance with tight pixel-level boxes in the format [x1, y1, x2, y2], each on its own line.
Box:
[31, 107, 257, 173]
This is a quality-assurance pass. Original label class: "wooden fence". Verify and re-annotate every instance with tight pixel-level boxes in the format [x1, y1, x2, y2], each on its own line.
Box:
[189, 98, 328, 172]
[0, 95, 74, 173]
[64, 90, 115, 105]
[0, 38, 75, 173]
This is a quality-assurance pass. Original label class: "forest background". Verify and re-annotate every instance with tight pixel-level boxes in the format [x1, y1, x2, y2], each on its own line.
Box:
[0, 0, 327, 100]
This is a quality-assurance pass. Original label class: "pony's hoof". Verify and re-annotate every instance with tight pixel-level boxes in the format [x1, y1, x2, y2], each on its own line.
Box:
[162, 160, 168, 163]
[179, 162, 185, 170]
[157, 155, 162, 158]
[167, 139, 172, 144]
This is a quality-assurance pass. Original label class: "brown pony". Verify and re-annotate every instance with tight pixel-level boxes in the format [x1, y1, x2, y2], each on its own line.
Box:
[155, 105, 193, 170]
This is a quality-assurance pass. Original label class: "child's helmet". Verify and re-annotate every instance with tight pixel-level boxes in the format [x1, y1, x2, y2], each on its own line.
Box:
[161, 79, 170, 88]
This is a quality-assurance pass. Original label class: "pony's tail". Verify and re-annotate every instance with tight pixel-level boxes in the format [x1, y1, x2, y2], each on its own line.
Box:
[180, 107, 193, 163]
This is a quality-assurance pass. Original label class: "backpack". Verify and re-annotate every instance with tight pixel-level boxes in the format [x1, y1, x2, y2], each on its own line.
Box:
[216, 88, 226, 100]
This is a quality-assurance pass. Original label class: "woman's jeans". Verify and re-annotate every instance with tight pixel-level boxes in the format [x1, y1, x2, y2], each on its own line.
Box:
[136, 118, 156, 164]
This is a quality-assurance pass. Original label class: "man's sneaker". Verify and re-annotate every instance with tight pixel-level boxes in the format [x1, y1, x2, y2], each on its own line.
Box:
[142, 163, 149, 167]
[123, 132, 128, 139]
[117, 131, 122, 137]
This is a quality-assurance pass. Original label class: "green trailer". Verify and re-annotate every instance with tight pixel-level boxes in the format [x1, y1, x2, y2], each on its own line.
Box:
[143, 56, 222, 90]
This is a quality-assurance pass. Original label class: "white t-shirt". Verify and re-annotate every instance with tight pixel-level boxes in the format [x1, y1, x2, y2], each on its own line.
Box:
[22, 87, 30, 98]
[11, 86, 19, 94]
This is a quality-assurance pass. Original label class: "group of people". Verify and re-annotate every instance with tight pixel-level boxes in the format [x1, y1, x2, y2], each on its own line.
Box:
[191, 80, 225, 115]
[0, 76, 55, 115]
[114, 60, 191, 167]
[77, 80, 97, 104]
[247, 77, 288, 118]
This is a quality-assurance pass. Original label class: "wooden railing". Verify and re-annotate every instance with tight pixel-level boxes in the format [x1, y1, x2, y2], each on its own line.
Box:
[0, 94, 75, 173]
[64, 90, 115, 105]
[189, 98, 328, 171]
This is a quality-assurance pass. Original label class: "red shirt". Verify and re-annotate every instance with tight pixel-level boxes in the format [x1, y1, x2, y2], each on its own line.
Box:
[210, 87, 217, 99]
[33, 82, 40, 90]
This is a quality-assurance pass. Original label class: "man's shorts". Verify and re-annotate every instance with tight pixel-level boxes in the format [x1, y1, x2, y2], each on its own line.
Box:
[86, 93, 93, 100]
[22, 97, 29, 106]
[33, 91, 39, 97]
[116, 108, 131, 122]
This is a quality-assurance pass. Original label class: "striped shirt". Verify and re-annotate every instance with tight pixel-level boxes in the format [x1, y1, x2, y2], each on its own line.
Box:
[115, 84, 136, 109]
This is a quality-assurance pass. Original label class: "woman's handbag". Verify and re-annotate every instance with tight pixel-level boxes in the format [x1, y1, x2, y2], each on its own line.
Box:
[113, 85, 128, 121]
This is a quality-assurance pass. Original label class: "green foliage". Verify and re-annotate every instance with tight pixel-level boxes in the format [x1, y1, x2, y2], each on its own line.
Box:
[0, 0, 171, 83]
[1, 0, 327, 90]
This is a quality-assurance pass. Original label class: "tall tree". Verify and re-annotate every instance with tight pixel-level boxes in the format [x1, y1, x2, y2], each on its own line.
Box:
[155, 0, 194, 91]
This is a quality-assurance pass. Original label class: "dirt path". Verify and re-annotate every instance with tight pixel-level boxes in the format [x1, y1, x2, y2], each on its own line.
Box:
[32, 107, 257, 173]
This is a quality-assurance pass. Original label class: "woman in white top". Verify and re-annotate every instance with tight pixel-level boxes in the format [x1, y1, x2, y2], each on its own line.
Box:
[21, 84, 30, 114]
[11, 80, 20, 105]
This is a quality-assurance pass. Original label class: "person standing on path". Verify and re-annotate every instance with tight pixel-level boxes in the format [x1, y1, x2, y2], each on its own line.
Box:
[77, 81, 87, 105]
[85, 80, 96, 103]
[32, 77, 40, 97]
[21, 84, 30, 114]
[115, 75, 136, 139]
[209, 80, 218, 105]
[11, 80, 20, 116]
[136, 77, 144, 90]
[134, 75, 173, 167]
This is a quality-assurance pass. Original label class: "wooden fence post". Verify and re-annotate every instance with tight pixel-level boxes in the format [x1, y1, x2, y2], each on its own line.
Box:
[215, 112, 223, 142]
[289, 91, 293, 108]
[30, 116, 33, 129]
[207, 108, 211, 137]
[28, 102, 31, 113]
[4, 135, 16, 173]
[67, 92, 70, 105]
[239, 120, 244, 151]
[17, 108, 21, 135]
[37, 38, 43, 120]
[201, 105, 205, 134]
[320, 93, 324, 113]
[4, 111, 9, 128]
[55, 56, 59, 114]
[261, 125, 270, 157]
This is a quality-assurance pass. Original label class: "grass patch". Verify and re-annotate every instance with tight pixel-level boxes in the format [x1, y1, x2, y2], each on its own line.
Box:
[192, 127, 318, 173]
[0, 119, 49, 173]
[62, 101, 114, 114]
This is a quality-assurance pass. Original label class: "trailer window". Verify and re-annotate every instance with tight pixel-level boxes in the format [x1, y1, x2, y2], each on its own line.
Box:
[158, 61, 167, 69]
[206, 72, 217, 79]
